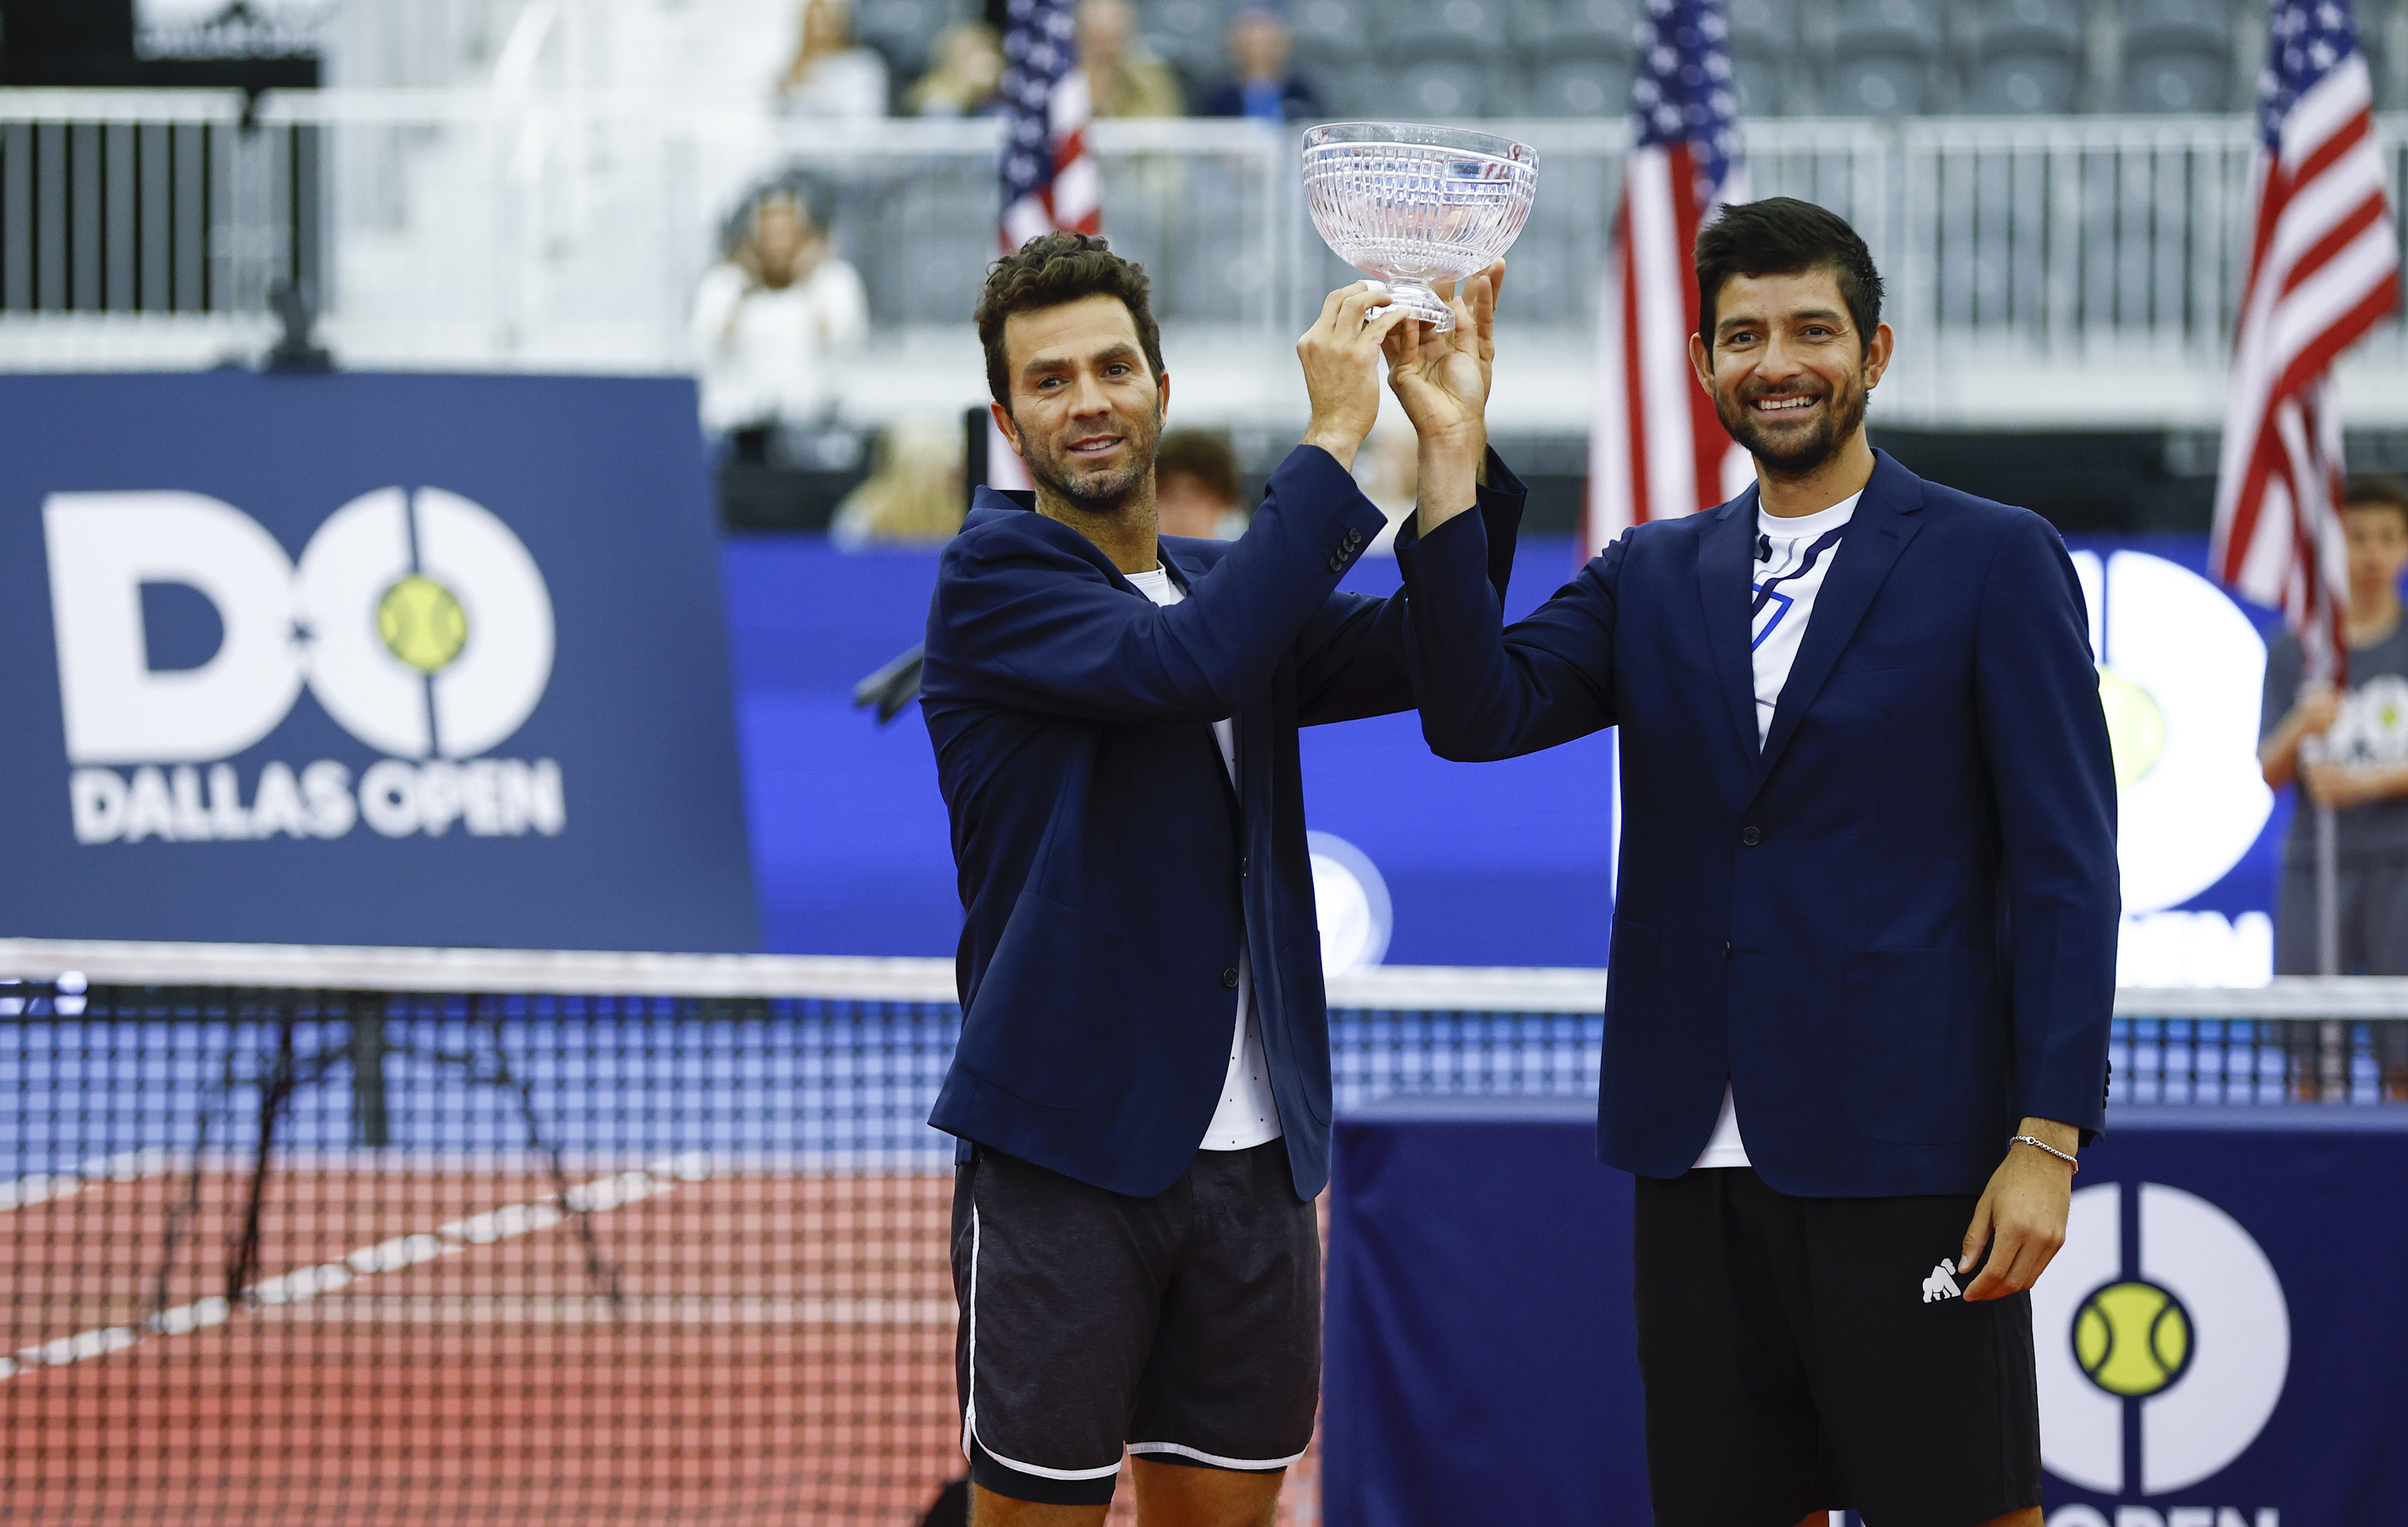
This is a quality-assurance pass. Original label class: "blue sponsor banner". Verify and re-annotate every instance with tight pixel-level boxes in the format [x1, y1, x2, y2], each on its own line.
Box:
[1323, 1101, 2408, 1527]
[0, 372, 758, 951]
[720, 533, 1618, 965]
[720, 529, 2289, 972]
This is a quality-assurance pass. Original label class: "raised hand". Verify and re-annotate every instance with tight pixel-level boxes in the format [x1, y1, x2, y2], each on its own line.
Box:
[1384, 260, 1504, 450]
[1390, 260, 1504, 537]
[1297, 282, 1413, 471]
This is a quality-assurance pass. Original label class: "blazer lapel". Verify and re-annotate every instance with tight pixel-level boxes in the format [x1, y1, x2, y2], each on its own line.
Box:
[1753, 453, 1927, 786]
[1696, 488, 1764, 764]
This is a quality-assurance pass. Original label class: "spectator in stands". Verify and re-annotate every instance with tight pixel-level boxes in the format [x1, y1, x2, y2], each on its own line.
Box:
[1198, 6, 1323, 123]
[1075, 0, 1183, 117]
[830, 417, 967, 548]
[2259, 474, 2408, 975]
[906, 21, 1006, 116]
[778, 0, 889, 118]
[691, 189, 871, 440]
[1153, 428, 1252, 540]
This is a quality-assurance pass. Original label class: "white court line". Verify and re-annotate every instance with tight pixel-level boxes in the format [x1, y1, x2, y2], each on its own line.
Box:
[0, 1151, 709, 1381]
[0, 1149, 173, 1212]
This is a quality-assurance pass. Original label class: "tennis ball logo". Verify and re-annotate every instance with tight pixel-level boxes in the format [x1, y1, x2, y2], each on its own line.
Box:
[2073, 1280, 2192, 1398]
[44, 485, 553, 763]
[2035, 1183, 2289, 1498]
[376, 574, 469, 675]
[2095, 667, 2167, 790]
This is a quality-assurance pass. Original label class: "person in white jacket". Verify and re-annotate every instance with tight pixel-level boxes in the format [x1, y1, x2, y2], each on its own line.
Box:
[691, 191, 869, 438]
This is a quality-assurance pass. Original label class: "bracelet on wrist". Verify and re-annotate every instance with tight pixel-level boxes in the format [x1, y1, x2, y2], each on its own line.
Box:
[2011, 1134, 2079, 1172]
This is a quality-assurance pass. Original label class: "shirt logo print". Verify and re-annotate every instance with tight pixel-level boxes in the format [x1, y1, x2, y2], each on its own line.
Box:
[1750, 524, 1848, 652]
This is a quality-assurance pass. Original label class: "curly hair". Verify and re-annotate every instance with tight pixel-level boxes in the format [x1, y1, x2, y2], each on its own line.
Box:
[975, 231, 1165, 408]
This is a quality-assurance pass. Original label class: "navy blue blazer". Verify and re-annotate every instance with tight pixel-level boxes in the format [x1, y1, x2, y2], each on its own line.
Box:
[923, 445, 1527, 1200]
[1396, 451, 2118, 1198]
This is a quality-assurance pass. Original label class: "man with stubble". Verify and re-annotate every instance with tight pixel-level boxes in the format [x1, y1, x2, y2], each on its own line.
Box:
[921, 231, 1519, 1525]
[1393, 198, 2119, 1526]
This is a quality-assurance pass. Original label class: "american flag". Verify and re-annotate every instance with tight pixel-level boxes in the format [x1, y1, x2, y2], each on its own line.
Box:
[2212, 0, 2400, 684]
[998, 0, 1101, 253]
[1583, 0, 1750, 558]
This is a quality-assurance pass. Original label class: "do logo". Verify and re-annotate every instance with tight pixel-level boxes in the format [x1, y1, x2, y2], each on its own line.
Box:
[2035, 1182, 2289, 1499]
[44, 487, 554, 765]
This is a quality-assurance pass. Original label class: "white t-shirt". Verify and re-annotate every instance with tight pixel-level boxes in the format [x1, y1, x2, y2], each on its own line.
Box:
[1692, 489, 1861, 1171]
[1127, 565, 1283, 1151]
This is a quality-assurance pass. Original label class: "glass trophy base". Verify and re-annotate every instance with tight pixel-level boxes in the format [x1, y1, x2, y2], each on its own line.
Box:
[1364, 279, 1457, 332]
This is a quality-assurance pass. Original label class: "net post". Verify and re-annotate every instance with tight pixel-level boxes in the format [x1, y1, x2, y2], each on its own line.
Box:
[348, 994, 390, 1148]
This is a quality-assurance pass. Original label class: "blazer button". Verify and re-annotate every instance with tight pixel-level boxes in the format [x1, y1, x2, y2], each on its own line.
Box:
[1723, 940, 1734, 960]
[1221, 967, 1240, 988]
[1327, 554, 1346, 572]
[1240, 856, 1250, 877]
[1741, 826, 1761, 846]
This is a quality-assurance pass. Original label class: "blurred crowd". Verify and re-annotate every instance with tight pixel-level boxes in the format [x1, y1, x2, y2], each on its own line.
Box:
[699, 0, 1325, 545]
[767, 0, 1323, 124]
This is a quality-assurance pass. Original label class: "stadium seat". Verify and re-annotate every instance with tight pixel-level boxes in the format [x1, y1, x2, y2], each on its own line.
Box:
[1515, 0, 1639, 57]
[1386, 57, 1496, 117]
[1725, 0, 1802, 113]
[2362, 0, 2407, 110]
[1962, 0, 2087, 115]
[1287, 0, 1368, 79]
[1136, 0, 1230, 83]
[853, 0, 967, 81]
[1521, 55, 1624, 117]
[1383, 0, 1510, 62]
[1817, 0, 1945, 115]
[2117, 0, 2239, 113]
[1319, 59, 1391, 118]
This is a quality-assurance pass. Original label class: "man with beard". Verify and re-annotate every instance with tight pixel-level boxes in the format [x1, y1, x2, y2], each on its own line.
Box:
[921, 230, 1520, 1525]
[1391, 198, 2118, 1526]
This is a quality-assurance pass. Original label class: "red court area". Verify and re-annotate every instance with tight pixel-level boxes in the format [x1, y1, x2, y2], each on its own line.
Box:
[1, 1163, 967, 1524]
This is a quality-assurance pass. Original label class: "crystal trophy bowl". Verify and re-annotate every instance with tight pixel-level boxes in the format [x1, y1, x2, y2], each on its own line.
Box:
[1302, 122, 1539, 333]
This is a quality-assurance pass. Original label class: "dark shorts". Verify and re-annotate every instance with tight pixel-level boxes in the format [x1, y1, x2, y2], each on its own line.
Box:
[1634, 1167, 2042, 1527]
[949, 1140, 1320, 1506]
[2276, 855, 2408, 975]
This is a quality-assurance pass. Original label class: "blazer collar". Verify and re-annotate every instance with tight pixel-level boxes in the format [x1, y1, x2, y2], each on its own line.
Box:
[965, 487, 1152, 591]
[1750, 450, 1927, 788]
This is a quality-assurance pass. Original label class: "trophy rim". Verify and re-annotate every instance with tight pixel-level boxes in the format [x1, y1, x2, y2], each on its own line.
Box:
[1300, 120, 1539, 169]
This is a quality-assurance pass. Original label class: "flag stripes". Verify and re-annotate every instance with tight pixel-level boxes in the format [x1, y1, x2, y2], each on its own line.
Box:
[2212, 5, 2400, 685]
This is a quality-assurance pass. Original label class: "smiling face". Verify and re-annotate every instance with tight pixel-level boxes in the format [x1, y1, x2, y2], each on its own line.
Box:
[1691, 266, 1892, 481]
[994, 293, 1168, 513]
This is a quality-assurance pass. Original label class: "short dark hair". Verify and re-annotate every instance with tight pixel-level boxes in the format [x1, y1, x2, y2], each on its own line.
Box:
[1693, 197, 1885, 353]
[1155, 428, 1240, 502]
[2344, 473, 2408, 529]
[975, 231, 1165, 408]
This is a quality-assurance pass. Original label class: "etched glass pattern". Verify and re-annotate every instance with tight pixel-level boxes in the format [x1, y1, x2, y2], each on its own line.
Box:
[1303, 123, 1539, 332]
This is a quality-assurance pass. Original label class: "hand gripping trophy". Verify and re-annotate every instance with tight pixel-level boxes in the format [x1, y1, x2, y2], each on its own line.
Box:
[1302, 122, 1539, 330]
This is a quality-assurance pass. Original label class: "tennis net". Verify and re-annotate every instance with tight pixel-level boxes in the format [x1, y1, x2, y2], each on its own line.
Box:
[1, 939, 2400, 1525]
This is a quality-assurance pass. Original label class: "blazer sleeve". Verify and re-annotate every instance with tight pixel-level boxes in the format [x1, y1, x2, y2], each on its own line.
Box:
[925, 445, 1388, 724]
[1971, 513, 2121, 1139]
[1393, 505, 1626, 761]
[1290, 448, 1530, 728]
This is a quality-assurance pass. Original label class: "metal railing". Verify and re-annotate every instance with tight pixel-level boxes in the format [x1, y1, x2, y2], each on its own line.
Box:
[2, 91, 2402, 407]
